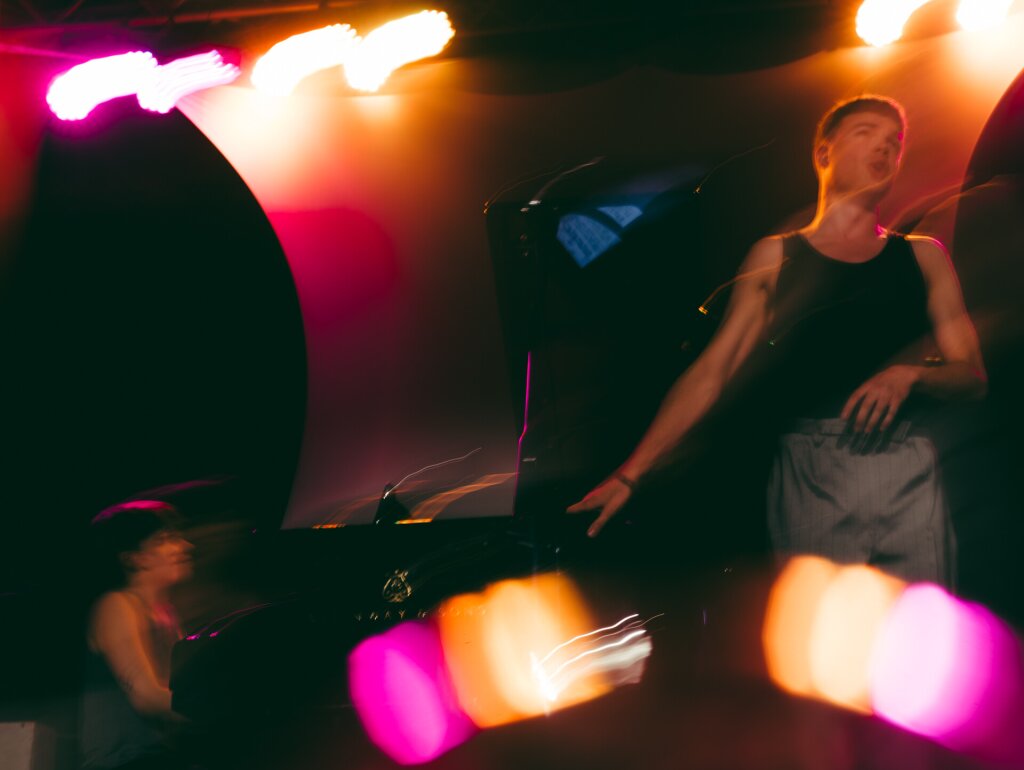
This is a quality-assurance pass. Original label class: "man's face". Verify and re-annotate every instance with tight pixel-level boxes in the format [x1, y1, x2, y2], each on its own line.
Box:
[133, 528, 193, 586]
[818, 110, 905, 196]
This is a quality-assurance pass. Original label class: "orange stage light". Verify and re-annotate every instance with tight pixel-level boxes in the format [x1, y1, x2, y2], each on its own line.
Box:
[762, 556, 841, 699]
[437, 573, 611, 728]
[764, 558, 907, 709]
[343, 10, 455, 93]
[807, 565, 904, 712]
[956, 0, 1015, 31]
[856, 0, 1017, 46]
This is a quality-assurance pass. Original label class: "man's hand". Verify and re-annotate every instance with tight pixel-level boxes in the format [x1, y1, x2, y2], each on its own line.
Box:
[841, 364, 920, 433]
[566, 475, 634, 537]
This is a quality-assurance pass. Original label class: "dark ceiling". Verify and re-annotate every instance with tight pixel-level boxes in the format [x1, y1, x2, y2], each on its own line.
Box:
[0, 0, 850, 31]
[0, 0, 880, 74]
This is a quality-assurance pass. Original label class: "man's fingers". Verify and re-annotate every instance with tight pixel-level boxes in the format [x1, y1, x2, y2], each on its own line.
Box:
[567, 485, 611, 513]
[587, 499, 625, 538]
[863, 399, 889, 433]
[840, 391, 863, 422]
[853, 395, 877, 432]
[879, 400, 898, 431]
[566, 498, 595, 514]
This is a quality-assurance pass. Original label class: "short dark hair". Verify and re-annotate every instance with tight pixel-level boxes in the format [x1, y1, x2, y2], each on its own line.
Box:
[815, 95, 907, 147]
[89, 500, 180, 589]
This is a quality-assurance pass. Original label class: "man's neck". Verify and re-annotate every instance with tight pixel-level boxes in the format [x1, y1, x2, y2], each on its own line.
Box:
[125, 579, 168, 610]
[808, 186, 886, 241]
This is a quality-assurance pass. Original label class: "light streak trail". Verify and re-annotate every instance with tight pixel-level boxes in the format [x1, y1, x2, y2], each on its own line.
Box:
[532, 614, 655, 705]
[137, 50, 239, 113]
[47, 51, 157, 120]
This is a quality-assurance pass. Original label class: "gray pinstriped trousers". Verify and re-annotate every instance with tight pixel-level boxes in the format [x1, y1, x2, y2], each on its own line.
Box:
[767, 418, 956, 587]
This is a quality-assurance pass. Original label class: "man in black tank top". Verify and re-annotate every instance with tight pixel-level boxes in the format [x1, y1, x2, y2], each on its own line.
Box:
[569, 95, 987, 587]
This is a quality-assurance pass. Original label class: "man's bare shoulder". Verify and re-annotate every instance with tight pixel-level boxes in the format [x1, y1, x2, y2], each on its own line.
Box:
[906, 234, 957, 282]
[906, 233, 950, 261]
[742, 235, 785, 271]
[736, 237, 785, 296]
[88, 591, 143, 651]
[90, 591, 145, 631]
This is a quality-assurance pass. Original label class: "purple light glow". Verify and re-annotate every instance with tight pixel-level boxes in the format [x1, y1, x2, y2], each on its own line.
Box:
[47, 51, 156, 120]
[348, 621, 476, 765]
[47, 50, 238, 121]
[870, 584, 1024, 761]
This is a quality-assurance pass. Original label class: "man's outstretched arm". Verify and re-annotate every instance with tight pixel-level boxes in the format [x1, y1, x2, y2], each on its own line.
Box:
[568, 236, 782, 536]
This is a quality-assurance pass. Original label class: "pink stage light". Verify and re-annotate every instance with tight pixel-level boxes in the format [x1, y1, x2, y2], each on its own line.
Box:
[251, 24, 359, 96]
[136, 51, 240, 114]
[343, 10, 456, 92]
[765, 558, 1024, 762]
[870, 584, 1024, 760]
[47, 51, 157, 120]
[348, 621, 476, 765]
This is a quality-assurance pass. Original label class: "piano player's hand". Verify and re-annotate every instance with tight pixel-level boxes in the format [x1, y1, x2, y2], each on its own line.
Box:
[567, 473, 635, 538]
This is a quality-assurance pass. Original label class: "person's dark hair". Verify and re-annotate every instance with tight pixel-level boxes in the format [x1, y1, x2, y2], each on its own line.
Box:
[88, 500, 181, 590]
[815, 94, 907, 148]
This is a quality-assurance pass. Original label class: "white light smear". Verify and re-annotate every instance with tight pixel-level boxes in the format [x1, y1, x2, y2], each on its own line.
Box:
[531, 614, 654, 706]
[47, 51, 157, 120]
[385, 446, 482, 499]
[855, 0, 934, 46]
[343, 10, 456, 92]
[956, 0, 1014, 31]
[137, 51, 240, 114]
[251, 24, 359, 96]
[536, 614, 641, 666]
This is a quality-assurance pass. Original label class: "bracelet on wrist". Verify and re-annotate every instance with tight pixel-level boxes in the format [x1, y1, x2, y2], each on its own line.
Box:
[612, 471, 638, 491]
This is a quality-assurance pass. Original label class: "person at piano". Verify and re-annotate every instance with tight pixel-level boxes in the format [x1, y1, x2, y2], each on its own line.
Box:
[81, 500, 193, 770]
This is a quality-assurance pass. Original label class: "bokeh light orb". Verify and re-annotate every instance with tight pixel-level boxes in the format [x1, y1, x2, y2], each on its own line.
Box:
[348, 620, 475, 764]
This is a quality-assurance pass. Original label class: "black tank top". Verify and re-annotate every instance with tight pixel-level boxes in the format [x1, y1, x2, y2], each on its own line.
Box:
[764, 232, 932, 422]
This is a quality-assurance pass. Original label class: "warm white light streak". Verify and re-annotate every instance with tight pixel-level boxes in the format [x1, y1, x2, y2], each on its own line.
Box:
[534, 633, 653, 703]
[537, 614, 640, 665]
[532, 616, 653, 705]
[136, 51, 240, 114]
[955, 0, 1014, 30]
[856, 0, 1017, 45]
[343, 10, 455, 92]
[47, 51, 157, 120]
[856, 0, 934, 46]
[251, 24, 359, 96]
[545, 630, 649, 683]
[250, 11, 455, 96]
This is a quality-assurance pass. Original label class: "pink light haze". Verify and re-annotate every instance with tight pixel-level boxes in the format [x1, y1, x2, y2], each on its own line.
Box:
[47, 51, 156, 120]
[870, 583, 1024, 762]
[136, 51, 240, 114]
[348, 621, 476, 765]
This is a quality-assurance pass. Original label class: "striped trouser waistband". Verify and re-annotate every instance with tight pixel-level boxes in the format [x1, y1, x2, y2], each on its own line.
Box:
[786, 418, 914, 442]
